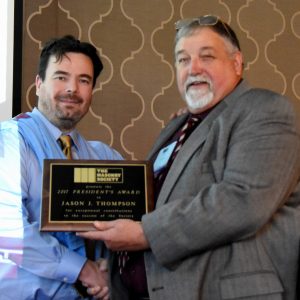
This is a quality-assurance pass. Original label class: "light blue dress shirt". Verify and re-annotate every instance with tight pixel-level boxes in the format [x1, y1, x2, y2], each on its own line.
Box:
[0, 108, 123, 299]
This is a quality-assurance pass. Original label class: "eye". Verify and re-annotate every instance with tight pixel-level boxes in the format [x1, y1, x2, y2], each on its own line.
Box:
[55, 75, 66, 81]
[201, 54, 215, 61]
[79, 77, 92, 85]
[176, 56, 190, 65]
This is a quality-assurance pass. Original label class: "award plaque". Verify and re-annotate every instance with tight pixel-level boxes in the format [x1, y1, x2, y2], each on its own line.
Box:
[40, 159, 154, 231]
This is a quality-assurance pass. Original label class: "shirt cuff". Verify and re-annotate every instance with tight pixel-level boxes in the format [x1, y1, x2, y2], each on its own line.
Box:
[55, 250, 87, 284]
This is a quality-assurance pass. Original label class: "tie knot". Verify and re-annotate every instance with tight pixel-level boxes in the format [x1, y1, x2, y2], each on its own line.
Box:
[59, 135, 73, 159]
[59, 135, 72, 147]
[181, 115, 201, 132]
[188, 116, 201, 126]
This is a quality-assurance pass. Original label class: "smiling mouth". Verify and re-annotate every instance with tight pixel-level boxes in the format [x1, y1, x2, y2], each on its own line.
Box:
[58, 96, 82, 105]
[61, 99, 79, 104]
[187, 80, 209, 90]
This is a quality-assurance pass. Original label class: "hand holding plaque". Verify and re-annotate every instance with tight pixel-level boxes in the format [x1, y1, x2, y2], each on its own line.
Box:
[40, 160, 154, 231]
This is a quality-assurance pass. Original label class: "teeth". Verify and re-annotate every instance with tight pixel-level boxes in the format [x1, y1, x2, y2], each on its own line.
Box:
[191, 81, 205, 86]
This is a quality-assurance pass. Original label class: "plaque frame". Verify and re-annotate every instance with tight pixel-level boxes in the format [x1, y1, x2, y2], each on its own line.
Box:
[40, 159, 154, 231]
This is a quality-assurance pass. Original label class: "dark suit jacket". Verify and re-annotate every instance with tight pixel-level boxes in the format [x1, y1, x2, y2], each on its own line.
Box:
[111, 80, 300, 300]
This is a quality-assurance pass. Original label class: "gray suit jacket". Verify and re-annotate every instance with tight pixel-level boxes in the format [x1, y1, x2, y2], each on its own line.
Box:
[111, 80, 300, 299]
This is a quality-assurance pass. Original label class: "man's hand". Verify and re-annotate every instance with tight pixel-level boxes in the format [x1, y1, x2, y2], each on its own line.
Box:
[78, 259, 109, 299]
[77, 219, 150, 251]
[169, 107, 188, 120]
[86, 285, 109, 300]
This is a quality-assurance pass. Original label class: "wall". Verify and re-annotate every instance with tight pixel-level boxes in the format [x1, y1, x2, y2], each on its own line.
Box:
[20, 0, 300, 159]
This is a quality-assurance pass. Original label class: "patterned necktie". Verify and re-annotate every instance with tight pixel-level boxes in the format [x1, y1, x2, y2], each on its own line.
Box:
[59, 135, 73, 159]
[118, 250, 129, 274]
[170, 115, 201, 162]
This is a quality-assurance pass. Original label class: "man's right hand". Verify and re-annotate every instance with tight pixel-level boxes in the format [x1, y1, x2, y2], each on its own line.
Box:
[78, 259, 109, 299]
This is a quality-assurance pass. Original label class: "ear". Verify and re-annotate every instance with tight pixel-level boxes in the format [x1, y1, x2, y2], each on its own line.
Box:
[233, 51, 243, 76]
[35, 75, 42, 96]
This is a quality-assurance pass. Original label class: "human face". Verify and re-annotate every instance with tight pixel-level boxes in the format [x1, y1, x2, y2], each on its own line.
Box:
[36, 52, 94, 131]
[175, 27, 243, 113]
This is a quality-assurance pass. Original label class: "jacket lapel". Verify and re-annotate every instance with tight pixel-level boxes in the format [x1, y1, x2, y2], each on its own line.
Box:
[155, 101, 228, 207]
[147, 113, 189, 160]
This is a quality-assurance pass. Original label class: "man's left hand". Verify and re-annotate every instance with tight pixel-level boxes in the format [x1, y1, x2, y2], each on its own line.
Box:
[77, 219, 149, 251]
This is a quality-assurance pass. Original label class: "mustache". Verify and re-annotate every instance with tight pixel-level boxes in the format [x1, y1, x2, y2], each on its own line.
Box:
[56, 93, 83, 103]
[185, 75, 212, 90]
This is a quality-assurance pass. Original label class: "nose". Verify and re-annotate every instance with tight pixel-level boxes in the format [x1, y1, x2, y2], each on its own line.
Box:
[66, 79, 78, 94]
[189, 57, 203, 75]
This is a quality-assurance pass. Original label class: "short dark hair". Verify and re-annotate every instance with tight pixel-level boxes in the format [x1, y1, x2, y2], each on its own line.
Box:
[38, 35, 103, 88]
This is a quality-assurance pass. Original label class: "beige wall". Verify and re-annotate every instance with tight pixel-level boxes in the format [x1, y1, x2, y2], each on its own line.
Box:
[21, 0, 300, 159]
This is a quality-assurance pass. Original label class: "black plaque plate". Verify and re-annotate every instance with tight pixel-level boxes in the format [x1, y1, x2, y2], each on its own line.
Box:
[40, 159, 154, 231]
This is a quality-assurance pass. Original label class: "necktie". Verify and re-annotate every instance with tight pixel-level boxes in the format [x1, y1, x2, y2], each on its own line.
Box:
[118, 250, 129, 274]
[58, 135, 95, 297]
[58, 135, 96, 261]
[59, 135, 73, 159]
[170, 115, 201, 162]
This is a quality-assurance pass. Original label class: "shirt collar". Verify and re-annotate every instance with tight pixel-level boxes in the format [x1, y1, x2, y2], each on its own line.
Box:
[189, 105, 215, 122]
[32, 108, 79, 149]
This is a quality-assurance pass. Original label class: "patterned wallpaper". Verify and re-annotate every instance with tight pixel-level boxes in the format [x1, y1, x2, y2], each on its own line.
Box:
[21, 0, 300, 159]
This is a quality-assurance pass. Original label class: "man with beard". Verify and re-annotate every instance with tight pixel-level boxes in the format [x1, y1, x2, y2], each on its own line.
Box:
[78, 15, 300, 300]
[0, 35, 122, 299]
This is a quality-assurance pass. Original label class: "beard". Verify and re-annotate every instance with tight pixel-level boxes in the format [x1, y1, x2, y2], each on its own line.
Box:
[183, 75, 214, 111]
[38, 92, 87, 131]
[54, 107, 82, 130]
